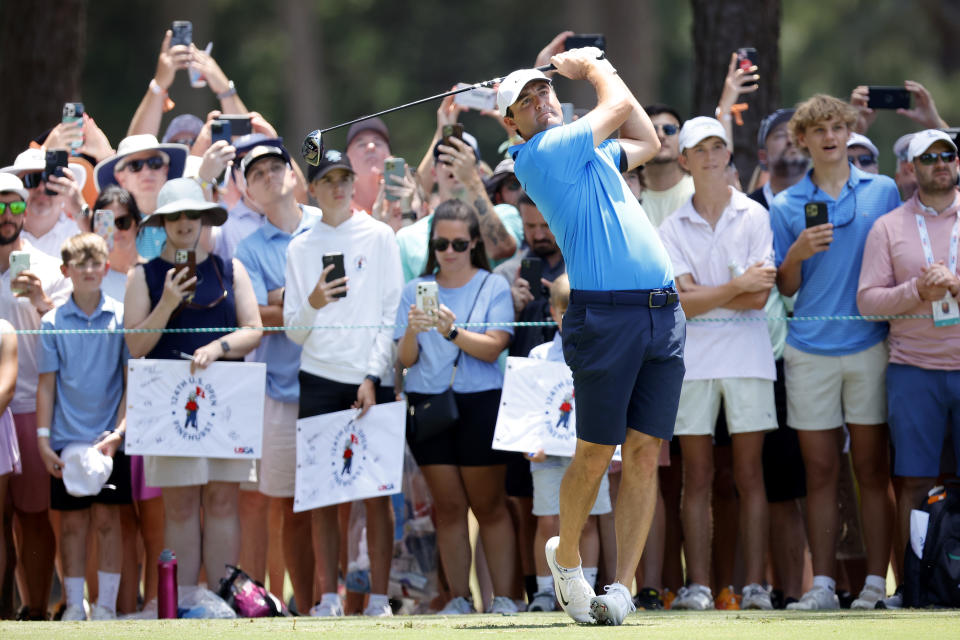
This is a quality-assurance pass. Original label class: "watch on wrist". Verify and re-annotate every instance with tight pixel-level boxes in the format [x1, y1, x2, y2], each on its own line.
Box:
[216, 80, 237, 100]
[445, 326, 459, 341]
[364, 374, 381, 387]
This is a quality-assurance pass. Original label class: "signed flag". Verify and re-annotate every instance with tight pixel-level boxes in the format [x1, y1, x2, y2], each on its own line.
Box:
[125, 359, 266, 459]
[294, 401, 405, 512]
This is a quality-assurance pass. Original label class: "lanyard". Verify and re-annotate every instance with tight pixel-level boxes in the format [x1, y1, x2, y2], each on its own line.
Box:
[915, 212, 959, 274]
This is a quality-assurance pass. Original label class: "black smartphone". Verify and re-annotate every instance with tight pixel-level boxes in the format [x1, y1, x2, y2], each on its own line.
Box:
[565, 34, 606, 51]
[441, 123, 464, 147]
[322, 252, 346, 299]
[804, 201, 829, 228]
[736, 47, 759, 88]
[43, 150, 68, 196]
[174, 248, 197, 299]
[210, 120, 231, 145]
[170, 20, 193, 47]
[219, 114, 251, 137]
[867, 86, 911, 110]
[520, 256, 545, 300]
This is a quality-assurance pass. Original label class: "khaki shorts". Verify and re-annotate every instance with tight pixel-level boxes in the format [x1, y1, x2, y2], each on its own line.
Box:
[783, 341, 888, 430]
[144, 454, 257, 488]
[258, 397, 299, 498]
[674, 378, 777, 437]
[532, 459, 612, 517]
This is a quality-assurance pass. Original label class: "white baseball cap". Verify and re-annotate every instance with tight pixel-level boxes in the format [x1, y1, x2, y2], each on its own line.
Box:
[0, 173, 28, 201]
[497, 69, 551, 117]
[846, 132, 879, 158]
[906, 129, 958, 162]
[61, 443, 114, 498]
[678, 116, 729, 153]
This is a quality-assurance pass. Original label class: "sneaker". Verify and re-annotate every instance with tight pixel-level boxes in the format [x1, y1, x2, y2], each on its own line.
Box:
[61, 601, 90, 621]
[527, 591, 557, 612]
[633, 586, 663, 610]
[309, 599, 344, 617]
[488, 596, 519, 614]
[439, 596, 476, 615]
[90, 604, 117, 620]
[786, 586, 840, 610]
[851, 584, 885, 610]
[672, 584, 714, 610]
[837, 589, 854, 609]
[545, 536, 595, 623]
[879, 587, 903, 610]
[741, 583, 774, 610]
[362, 602, 393, 617]
[715, 586, 741, 610]
[662, 588, 676, 610]
[589, 583, 635, 626]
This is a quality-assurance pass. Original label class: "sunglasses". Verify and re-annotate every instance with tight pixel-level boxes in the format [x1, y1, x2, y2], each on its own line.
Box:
[21, 172, 44, 189]
[122, 156, 167, 173]
[655, 124, 678, 136]
[165, 211, 203, 222]
[850, 154, 876, 167]
[114, 215, 136, 230]
[431, 237, 470, 252]
[0, 201, 26, 215]
[917, 151, 958, 165]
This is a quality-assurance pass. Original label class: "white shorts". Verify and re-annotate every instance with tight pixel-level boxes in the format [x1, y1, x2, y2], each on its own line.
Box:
[674, 377, 777, 437]
[258, 397, 299, 498]
[144, 455, 257, 488]
[783, 341, 888, 430]
[532, 458, 611, 517]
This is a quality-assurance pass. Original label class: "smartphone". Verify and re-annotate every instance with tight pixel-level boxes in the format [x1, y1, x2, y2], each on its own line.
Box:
[441, 123, 464, 147]
[520, 257, 545, 300]
[9, 251, 30, 295]
[561, 103, 574, 124]
[211, 120, 231, 145]
[867, 86, 911, 110]
[416, 281, 439, 319]
[804, 201, 829, 228]
[322, 252, 346, 299]
[43, 150, 68, 196]
[453, 83, 498, 111]
[384, 158, 406, 202]
[170, 20, 193, 47]
[62, 102, 84, 150]
[93, 209, 115, 252]
[219, 114, 251, 137]
[565, 33, 606, 51]
[174, 248, 197, 299]
[736, 47, 759, 88]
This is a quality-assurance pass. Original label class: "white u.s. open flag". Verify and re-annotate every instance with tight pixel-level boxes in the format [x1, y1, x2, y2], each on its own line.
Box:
[493, 357, 578, 457]
[294, 401, 406, 513]
[125, 359, 266, 459]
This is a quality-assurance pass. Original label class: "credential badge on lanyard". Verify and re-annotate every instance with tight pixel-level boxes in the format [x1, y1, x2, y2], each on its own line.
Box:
[916, 212, 960, 327]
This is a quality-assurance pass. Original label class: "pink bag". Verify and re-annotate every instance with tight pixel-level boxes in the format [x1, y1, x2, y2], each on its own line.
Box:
[217, 565, 288, 617]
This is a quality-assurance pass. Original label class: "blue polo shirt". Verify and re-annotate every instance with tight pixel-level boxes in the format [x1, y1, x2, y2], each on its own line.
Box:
[38, 293, 128, 450]
[235, 205, 321, 403]
[770, 165, 899, 356]
[510, 117, 673, 291]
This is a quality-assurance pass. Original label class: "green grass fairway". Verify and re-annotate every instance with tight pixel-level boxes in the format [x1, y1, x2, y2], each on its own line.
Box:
[2, 610, 958, 639]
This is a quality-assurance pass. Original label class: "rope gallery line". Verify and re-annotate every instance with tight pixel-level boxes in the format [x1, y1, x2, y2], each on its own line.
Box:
[0, 314, 937, 335]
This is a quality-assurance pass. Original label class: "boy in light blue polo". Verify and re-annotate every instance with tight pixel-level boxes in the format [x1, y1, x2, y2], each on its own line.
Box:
[36, 233, 129, 621]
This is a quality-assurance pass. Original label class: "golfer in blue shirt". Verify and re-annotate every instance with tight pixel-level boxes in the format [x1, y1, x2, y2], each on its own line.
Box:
[498, 47, 685, 625]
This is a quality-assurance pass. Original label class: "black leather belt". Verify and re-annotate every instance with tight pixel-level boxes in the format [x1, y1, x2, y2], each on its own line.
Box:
[570, 288, 679, 308]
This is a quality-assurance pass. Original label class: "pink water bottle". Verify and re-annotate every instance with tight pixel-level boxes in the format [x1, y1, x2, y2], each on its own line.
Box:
[158, 549, 179, 619]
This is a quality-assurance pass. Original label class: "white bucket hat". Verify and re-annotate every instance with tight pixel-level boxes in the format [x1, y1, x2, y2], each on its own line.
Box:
[141, 177, 227, 227]
[94, 134, 189, 191]
[0, 148, 87, 190]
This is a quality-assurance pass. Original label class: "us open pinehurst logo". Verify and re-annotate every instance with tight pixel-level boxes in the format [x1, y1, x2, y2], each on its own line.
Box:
[543, 380, 575, 440]
[170, 376, 218, 442]
[330, 419, 368, 487]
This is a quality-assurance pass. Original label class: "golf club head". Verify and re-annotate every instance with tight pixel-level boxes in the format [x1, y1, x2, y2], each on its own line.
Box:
[302, 129, 324, 166]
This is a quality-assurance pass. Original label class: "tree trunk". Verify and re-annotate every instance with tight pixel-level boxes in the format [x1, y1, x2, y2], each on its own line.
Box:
[0, 0, 87, 160]
[281, 0, 326, 158]
[691, 0, 781, 183]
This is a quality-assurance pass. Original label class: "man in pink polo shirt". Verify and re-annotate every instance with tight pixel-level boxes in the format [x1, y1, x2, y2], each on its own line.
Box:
[858, 128, 960, 607]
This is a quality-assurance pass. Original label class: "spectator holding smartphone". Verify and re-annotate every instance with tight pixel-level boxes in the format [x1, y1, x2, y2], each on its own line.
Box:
[771, 95, 900, 610]
[396, 199, 517, 614]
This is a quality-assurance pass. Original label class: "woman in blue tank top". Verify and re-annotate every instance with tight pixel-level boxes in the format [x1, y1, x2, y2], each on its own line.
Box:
[123, 178, 262, 594]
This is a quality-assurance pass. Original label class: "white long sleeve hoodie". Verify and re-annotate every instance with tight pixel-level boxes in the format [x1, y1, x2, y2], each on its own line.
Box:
[284, 212, 402, 386]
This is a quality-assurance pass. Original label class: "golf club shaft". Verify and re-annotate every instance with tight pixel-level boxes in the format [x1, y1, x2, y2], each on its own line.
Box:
[318, 63, 555, 135]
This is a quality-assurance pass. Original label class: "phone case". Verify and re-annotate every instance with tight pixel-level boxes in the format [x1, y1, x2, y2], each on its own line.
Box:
[93, 209, 115, 252]
[9, 251, 30, 294]
[416, 282, 439, 317]
[323, 253, 346, 299]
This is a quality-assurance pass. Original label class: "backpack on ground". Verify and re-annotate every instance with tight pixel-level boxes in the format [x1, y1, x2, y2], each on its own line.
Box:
[903, 481, 960, 608]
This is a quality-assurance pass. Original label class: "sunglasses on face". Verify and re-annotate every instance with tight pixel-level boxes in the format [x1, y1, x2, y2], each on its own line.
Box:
[165, 210, 203, 222]
[917, 151, 958, 165]
[21, 172, 44, 189]
[0, 201, 26, 216]
[850, 154, 876, 167]
[122, 156, 167, 173]
[431, 237, 470, 252]
[114, 215, 136, 230]
[655, 124, 678, 136]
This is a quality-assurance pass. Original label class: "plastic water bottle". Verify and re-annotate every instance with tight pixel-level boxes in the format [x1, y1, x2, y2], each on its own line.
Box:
[158, 549, 179, 619]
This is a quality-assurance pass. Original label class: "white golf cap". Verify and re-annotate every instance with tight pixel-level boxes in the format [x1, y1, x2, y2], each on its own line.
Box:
[893, 133, 915, 162]
[846, 132, 879, 158]
[906, 129, 958, 162]
[497, 69, 551, 117]
[0, 173, 28, 201]
[678, 116, 729, 153]
[61, 443, 114, 498]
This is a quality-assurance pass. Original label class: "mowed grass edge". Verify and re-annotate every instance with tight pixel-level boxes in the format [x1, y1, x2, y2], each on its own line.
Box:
[2, 610, 959, 640]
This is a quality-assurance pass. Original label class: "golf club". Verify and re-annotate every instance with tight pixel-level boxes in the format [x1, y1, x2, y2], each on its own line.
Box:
[301, 55, 603, 165]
